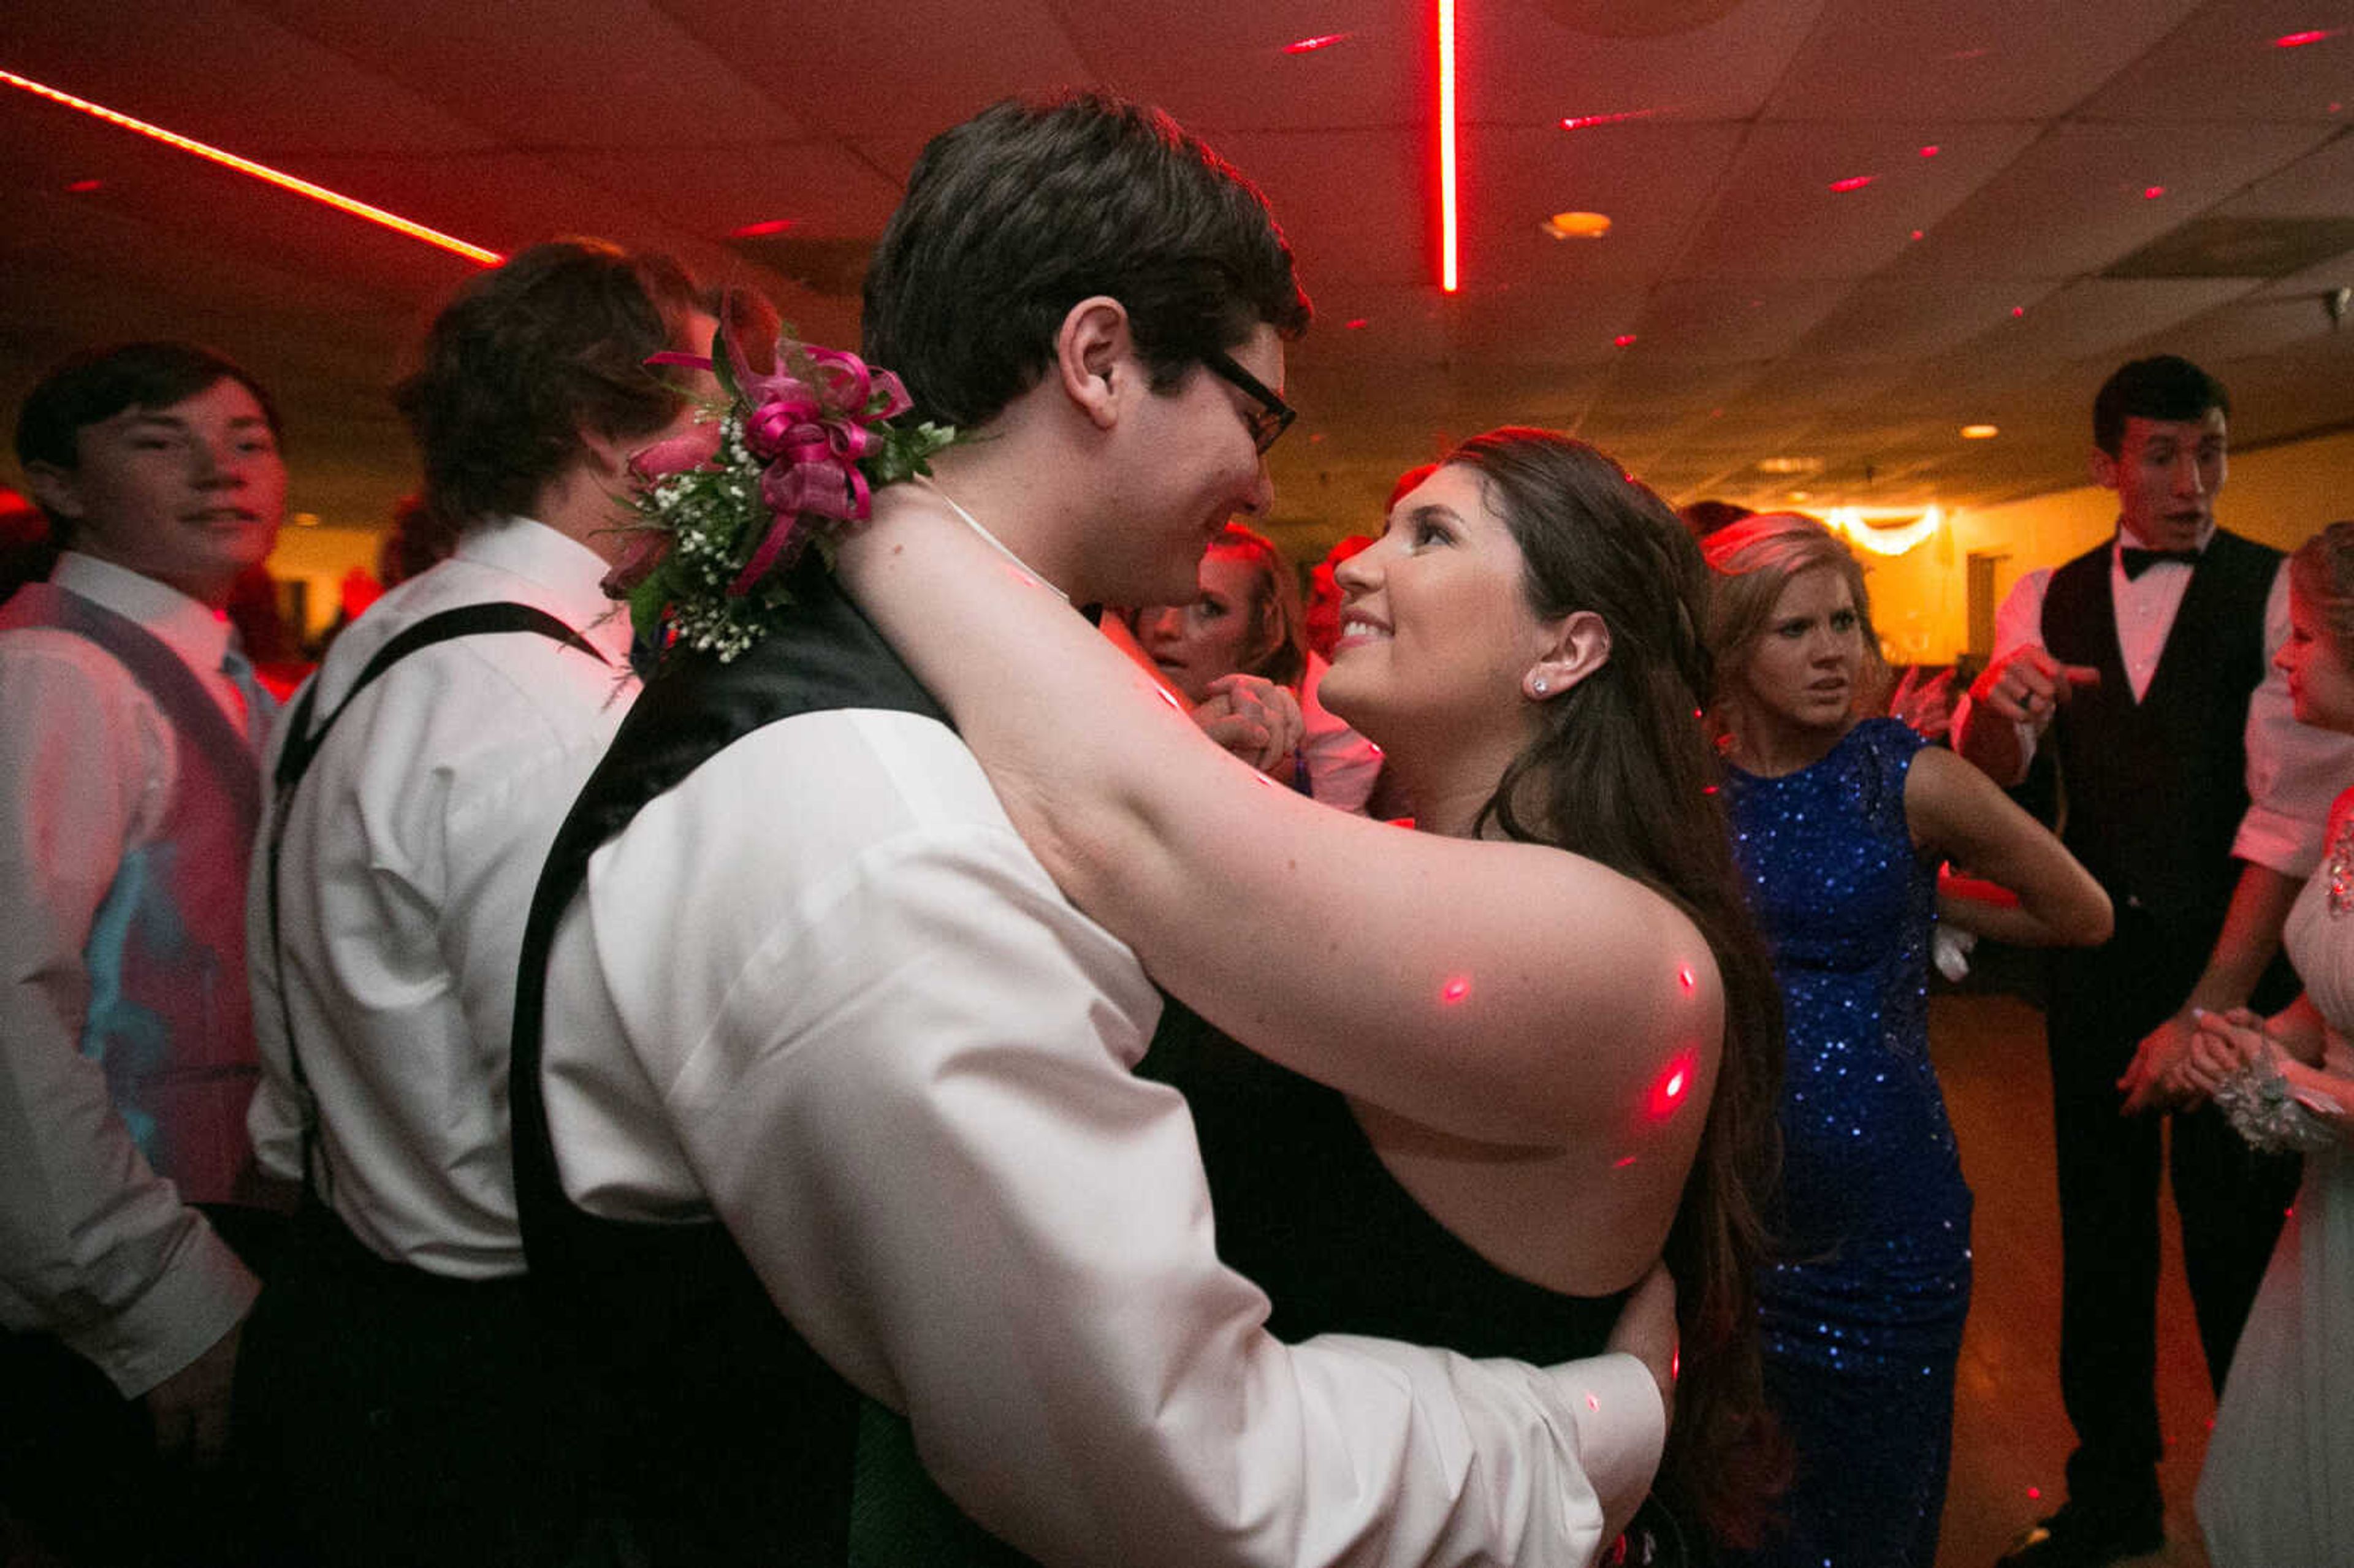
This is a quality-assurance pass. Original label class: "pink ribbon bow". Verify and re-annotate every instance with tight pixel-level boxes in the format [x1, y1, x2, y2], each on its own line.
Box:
[648, 333, 912, 595]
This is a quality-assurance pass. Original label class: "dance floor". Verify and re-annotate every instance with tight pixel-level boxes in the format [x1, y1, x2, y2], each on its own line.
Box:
[1933, 989, 2216, 1568]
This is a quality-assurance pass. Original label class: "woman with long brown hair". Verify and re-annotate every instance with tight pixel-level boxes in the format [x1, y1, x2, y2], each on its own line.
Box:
[841, 427, 1788, 1551]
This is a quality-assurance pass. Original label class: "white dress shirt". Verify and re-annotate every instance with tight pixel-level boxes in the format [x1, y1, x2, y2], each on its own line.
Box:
[0, 552, 258, 1396]
[1959, 531, 2354, 878]
[541, 704, 1663, 1568]
[248, 517, 636, 1277]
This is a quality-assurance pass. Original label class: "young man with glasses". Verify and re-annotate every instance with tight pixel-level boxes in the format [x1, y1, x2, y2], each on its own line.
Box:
[516, 89, 1672, 1567]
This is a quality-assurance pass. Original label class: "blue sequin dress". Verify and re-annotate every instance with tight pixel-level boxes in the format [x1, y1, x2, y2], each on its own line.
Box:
[1723, 718, 1973, 1568]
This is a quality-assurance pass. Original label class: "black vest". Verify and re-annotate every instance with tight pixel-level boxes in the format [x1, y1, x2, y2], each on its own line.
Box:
[508, 565, 1031, 1566]
[2041, 530, 2279, 929]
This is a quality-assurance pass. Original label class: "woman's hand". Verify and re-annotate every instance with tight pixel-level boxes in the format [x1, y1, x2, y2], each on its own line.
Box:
[1192, 673, 1303, 775]
[2170, 1008, 2268, 1102]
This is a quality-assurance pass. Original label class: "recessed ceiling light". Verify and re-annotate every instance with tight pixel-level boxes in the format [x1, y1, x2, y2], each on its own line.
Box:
[292, 512, 323, 528]
[1543, 210, 1612, 239]
[1788, 490, 1812, 502]
[1757, 456, 1823, 475]
[1960, 424, 1999, 440]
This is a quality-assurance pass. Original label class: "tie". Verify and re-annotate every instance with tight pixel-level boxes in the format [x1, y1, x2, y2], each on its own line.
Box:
[2120, 546, 2200, 580]
[221, 645, 272, 753]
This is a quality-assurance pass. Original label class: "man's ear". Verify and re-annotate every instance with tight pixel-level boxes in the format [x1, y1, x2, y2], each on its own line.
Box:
[1055, 296, 1134, 434]
[576, 424, 634, 481]
[1524, 609, 1612, 702]
[22, 461, 86, 524]
[2089, 446, 2120, 493]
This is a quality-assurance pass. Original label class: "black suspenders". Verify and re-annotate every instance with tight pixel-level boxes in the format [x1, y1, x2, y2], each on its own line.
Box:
[265, 603, 604, 1200]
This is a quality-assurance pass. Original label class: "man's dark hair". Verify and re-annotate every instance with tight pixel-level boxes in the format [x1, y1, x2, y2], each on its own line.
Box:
[395, 238, 706, 526]
[15, 342, 282, 534]
[2093, 354, 2230, 457]
[862, 90, 1312, 432]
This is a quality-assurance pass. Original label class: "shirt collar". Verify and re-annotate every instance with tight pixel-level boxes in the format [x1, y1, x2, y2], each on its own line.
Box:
[454, 516, 636, 666]
[50, 550, 234, 672]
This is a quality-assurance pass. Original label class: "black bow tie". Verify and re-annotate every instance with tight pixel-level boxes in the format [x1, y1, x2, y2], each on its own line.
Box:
[2120, 546, 2200, 580]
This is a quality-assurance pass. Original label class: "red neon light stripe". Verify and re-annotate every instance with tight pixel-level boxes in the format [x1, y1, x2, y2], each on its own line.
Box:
[1438, 0, 1458, 292]
[1, 69, 503, 266]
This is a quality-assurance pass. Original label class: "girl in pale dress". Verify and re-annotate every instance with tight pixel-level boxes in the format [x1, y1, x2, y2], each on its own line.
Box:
[2167, 519, 2354, 1566]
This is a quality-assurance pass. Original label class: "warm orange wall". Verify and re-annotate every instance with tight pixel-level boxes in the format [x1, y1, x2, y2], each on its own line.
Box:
[1865, 426, 2354, 665]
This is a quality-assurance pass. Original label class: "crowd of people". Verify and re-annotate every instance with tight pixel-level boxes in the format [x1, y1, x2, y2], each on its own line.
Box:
[1, 87, 2347, 1568]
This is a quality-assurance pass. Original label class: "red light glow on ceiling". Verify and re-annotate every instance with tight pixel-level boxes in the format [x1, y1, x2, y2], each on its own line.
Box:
[2275, 29, 2343, 48]
[1345, 317, 1369, 329]
[1918, 144, 1941, 158]
[729, 218, 796, 238]
[1560, 108, 1658, 131]
[0, 69, 501, 266]
[1827, 175, 1876, 193]
[64, 177, 104, 193]
[1436, 0, 1460, 292]
[2142, 185, 2167, 199]
[1284, 32, 1354, 54]
[1612, 333, 1637, 348]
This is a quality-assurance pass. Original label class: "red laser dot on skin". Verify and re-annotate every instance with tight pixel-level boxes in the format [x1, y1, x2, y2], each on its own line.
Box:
[1441, 976, 1472, 1005]
[64, 177, 103, 193]
[2142, 185, 2166, 200]
[2011, 305, 2026, 318]
[1346, 317, 1369, 329]
[1918, 145, 1941, 158]
[1613, 333, 1637, 348]
[1671, 1345, 1681, 1381]
[1678, 965, 1696, 992]
[1612, 1154, 1637, 1169]
[729, 218, 796, 238]
[2027, 1486, 2041, 1501]
[1586, 1393, 1601, 1411]
[1828, 175, 1875, 193]
[1647, 1050, 1697, 1121]
[1284, 32, 1352, 53]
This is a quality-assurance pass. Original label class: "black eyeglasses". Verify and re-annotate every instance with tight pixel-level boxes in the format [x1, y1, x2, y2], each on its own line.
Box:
[1202, 348, 1297, 456]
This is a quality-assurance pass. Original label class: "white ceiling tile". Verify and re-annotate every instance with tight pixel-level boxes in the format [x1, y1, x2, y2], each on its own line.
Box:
[1762, 0, 2210, 121]
[1671, 121, 2044, 280]
[1468, 0, 1832, 124]
[240, 0, 807, 146]
[1884, 120, 2339, 281]
[2076, 2, 2354, 123]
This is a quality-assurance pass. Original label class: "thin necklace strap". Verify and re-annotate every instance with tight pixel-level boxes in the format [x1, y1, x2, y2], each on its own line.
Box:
[915, 476, 1069, 603]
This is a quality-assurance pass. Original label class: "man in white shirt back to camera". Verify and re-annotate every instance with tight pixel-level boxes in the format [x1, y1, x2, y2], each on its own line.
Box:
[1, 341, 286, 1566]
[516, 91, 1675, 1568]
[234, 239, 717, 1566]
